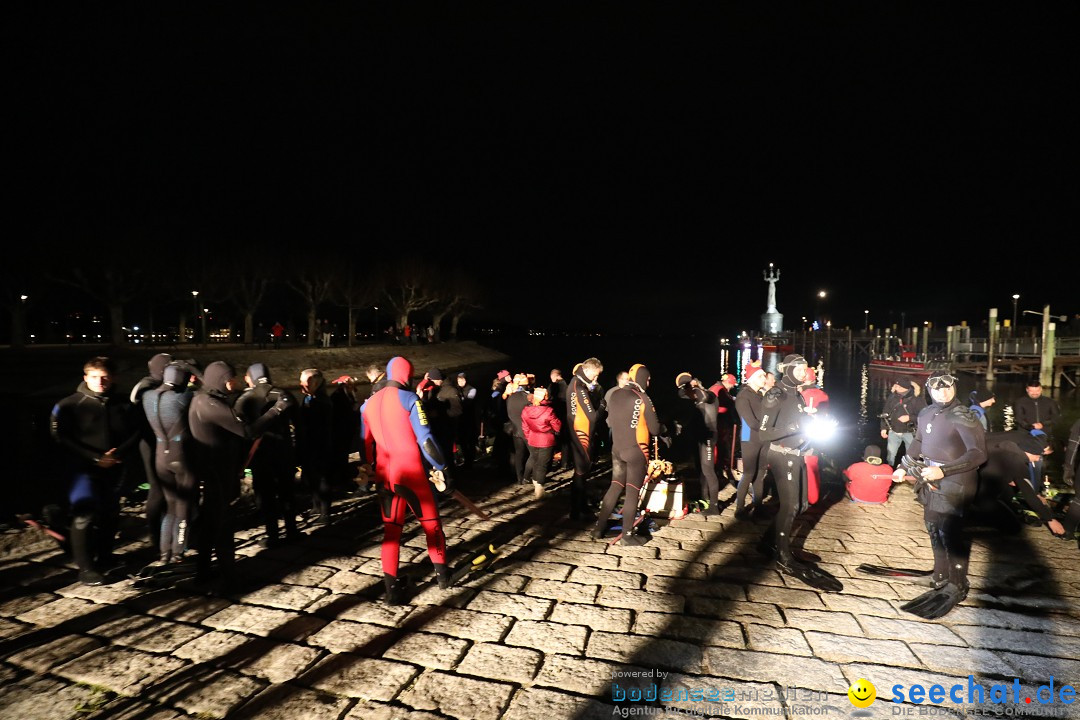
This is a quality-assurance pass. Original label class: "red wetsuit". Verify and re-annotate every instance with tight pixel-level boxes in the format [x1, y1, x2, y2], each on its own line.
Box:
[360, 357, 448, 580]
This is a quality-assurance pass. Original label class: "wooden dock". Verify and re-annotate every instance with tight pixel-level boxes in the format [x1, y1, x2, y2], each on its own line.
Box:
[953, 355, 1080, 387]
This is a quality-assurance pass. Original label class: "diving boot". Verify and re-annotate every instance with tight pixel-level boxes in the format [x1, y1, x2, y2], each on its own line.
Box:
[434, 563, 453, 590]
[384, 574, 410, 605]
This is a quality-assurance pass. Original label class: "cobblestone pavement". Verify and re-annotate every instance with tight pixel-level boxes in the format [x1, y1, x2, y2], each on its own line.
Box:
[2, 466, 1079, 720]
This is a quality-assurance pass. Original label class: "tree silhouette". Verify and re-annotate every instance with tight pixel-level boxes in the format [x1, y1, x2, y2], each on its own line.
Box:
[334, 262, 382, 347]
[288, 267, 336, 346]
[51, 259, 150, 346]
[383, 262, 440, 331]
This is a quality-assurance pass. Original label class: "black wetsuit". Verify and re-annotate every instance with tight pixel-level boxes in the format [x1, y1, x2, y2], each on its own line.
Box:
[129, 353, 173, 552]
[567, 371, 602, 517]
[678, 384, 721, 514]
[548, 377, 571, 470]
[50, 381, 139, 576]
[758, 377, 812, 562]
[142, 366, 195, 560]
[298, 385, 334, 521]
[189, 362, 285, 578]
[596, 371, 660, 542]
[506, 388, 531, 484]
[972, 432, 1051, 533]
[903, 397, 986, 590]
[236, 378, 299, 541]
[734, 387, 768, 515]
[450, 381, 478, 469]
[486, 380, 511, 469]
[329, 382, 362, 489]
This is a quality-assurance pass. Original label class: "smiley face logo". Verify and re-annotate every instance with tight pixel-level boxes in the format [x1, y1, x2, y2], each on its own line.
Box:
[847, 678, 876, 708]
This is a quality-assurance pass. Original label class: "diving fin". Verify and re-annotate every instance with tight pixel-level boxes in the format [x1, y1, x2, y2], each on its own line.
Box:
[899, 583, 968, 619]
[757, 539, 822, 564]
[856, 564, 943, 587]
[777, 558, 844, 593]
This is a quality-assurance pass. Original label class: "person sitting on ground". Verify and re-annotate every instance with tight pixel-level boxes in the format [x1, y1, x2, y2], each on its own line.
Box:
[843, 445, 895, 504]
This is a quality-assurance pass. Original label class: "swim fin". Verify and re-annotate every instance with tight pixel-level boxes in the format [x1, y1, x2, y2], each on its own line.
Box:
[757, 538, 822, 564]
[856, 564, 943, 587]
[899, 583, 968, 619]
[777, 558, 844, 592]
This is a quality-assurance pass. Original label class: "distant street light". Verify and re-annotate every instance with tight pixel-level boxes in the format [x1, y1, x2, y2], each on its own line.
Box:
[1012, 294, 1020, 335]
[864, 309, 869, 332]
[202, 308, 209, 346]
[191, 290, 199, 344]
[374, 306, 379, 339]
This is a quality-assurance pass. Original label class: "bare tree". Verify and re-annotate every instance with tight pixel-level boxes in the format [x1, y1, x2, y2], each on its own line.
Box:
[52, 259, 150, 347]
[447, 275, 484, 340]
[335, 262, 383, 347]
[429, 269, 479, 342]
[383, 262, 440, 331]
[288, 266, 336, 346]
[228, 261, 273, 345]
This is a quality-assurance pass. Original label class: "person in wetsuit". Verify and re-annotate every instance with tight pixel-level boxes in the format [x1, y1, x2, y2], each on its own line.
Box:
[360, 356, 453, 604]
[567, 357, 604, 520]
[129, 353, 173, 554]
[594, 364, 660, 546]
[547, 369, 572, 471]
[329, 375, 362, 492]
[676, 372, 721, 516]
[450, 372, 478, 469]
[235, 363, 300, 546]
[971, 430, 1063, 537]
[50, 356, 139, 585]
[141, 362, 196, 566]
[708, 373, 739, 487]
[734, 362, 770, 518]
[892, 370, 987, 618]
[298, 368, 334, 524]
[189, 361, 291, 588]
[505, 374, 532, 486]
[758, 354, 842, 592]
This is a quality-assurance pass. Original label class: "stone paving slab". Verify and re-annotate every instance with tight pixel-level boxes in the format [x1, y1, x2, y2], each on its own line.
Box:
[2, 471, 1080, 719]
[398, 670, 515, 720]
[0, 675, 114, 720]
[145, 667, 264, 718]
[55, 645, 190, 696]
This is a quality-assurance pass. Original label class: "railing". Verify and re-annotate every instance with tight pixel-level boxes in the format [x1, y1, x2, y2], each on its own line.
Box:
[954, 336, 1080, 357]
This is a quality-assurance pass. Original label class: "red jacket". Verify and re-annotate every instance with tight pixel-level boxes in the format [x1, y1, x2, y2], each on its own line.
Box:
[843, 461, 895, 504]
[521, 403, 562, 448]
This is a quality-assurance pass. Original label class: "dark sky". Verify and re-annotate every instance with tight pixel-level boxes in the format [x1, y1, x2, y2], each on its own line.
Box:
[10, 5, 1077, 337]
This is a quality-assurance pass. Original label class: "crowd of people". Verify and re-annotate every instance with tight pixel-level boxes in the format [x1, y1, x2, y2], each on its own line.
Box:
[45, 350, 1079, 616]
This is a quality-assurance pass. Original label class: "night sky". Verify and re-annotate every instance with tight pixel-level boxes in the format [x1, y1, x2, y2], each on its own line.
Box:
[9, 5, 1077, 338]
